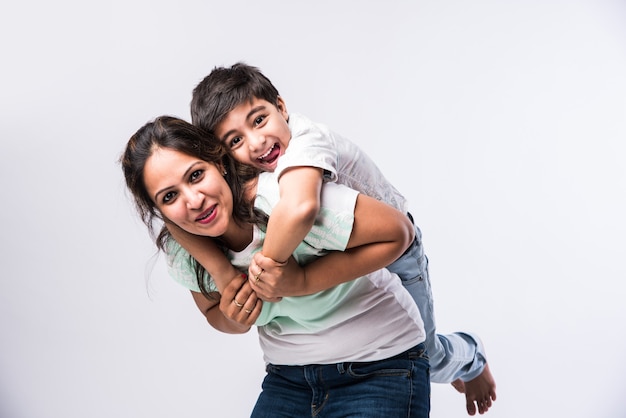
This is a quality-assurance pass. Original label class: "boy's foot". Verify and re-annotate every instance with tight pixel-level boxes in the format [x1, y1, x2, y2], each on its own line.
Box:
[451, 363, 497, 415]
[451, 379, 466, 393]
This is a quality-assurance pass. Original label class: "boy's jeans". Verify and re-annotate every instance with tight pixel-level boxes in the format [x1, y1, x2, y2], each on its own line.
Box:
[251, 343, 430, 418]
[387, 221, 487, 383]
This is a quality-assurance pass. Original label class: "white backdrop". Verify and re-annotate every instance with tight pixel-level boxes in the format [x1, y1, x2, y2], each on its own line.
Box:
[1, 1, 625, 417]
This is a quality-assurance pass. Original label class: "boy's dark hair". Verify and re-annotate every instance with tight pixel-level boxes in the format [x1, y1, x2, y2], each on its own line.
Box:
[190, 62, 281, 133]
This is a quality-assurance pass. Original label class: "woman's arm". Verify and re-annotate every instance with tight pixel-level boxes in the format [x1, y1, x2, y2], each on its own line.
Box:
[249, 193, 414, 298]
[190, 274, 261, 333]
[167, 221, 242, 294]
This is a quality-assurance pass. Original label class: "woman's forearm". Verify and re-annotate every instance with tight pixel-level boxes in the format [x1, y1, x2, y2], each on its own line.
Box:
[167, 221, 242, 294]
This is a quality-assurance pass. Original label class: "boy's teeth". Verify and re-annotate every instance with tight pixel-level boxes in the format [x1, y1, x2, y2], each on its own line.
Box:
[259, 144, 274, 160]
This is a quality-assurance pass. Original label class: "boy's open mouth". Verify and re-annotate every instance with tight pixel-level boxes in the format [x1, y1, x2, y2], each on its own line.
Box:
[257, 143, 281, 165]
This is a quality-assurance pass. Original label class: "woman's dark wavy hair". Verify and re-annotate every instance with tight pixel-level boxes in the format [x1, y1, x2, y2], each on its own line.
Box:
[120, 115, 264, 298]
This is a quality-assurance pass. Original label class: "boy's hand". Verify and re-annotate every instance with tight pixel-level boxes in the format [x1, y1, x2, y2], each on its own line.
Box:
[249, 253, 306, 300]
[219, 273, 262, 329]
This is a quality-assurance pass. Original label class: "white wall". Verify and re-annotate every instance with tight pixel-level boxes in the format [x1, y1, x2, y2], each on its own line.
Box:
[1, 1, 625, 417]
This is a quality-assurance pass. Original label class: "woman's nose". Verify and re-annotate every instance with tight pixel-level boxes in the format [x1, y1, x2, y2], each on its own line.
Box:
[185, 190, 204, 210]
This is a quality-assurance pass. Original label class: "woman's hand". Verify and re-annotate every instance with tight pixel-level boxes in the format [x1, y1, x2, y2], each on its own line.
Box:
[249, 253, 307, 300]
[219, 273, 262, 328]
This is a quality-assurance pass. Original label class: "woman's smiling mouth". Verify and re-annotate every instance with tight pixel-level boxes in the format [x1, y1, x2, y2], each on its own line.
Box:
[196, 204, 217, 224]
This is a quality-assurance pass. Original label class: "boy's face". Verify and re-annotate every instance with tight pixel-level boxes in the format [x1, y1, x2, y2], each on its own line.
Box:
[213, 97, 291, 172]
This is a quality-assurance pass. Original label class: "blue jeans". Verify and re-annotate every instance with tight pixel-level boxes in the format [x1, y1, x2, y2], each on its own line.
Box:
[251, 343, 430, 417]
[387, 220, 487, 383]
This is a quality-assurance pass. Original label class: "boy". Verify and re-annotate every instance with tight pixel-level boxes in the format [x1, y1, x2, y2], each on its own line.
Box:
[188, 62, 496, 416]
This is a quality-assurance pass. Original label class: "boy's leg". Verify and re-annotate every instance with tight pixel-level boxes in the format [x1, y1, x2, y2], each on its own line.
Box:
[387, 224, 486, 382]
[387, 224, 496, 414]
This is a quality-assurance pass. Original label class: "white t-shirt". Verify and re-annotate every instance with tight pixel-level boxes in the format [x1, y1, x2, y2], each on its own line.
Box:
[167, 172, 424, 365]
[276, 112, 408, 213]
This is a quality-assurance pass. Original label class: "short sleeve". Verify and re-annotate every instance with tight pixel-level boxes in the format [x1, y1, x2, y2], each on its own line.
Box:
[165, 238, 217, 293]
[276, 113, 339, 182]
[304, 181, 358, 252]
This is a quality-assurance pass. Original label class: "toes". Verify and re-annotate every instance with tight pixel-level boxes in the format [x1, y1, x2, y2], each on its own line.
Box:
[466, 399, 477, 416]
[478, 399, 490, 415]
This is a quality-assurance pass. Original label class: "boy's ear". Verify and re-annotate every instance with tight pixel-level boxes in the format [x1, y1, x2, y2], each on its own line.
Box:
[276, 96, 289, 120]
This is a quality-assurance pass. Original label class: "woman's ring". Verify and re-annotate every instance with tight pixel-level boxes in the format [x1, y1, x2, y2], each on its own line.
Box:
[254, 269, 264, 283]
[233, 299, 244, 308]
[244, 309, 252, 314]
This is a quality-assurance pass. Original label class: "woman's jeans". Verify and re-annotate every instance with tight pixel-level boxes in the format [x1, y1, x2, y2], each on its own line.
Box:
[251, 343, 430, 417]
[387, 221, 486, 383]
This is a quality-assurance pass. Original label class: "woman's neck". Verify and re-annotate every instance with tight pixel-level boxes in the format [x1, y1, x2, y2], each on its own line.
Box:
[219, 176, 259, 252]
[220, 219, 254, 252]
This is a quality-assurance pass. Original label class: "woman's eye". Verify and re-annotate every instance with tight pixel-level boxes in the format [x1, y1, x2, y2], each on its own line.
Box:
[163, 191, 176, 203]
[190, 169, 203, 182]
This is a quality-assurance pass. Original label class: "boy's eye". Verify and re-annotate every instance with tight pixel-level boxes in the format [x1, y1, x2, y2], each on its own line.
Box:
[230, 136, 242, 148]
[253, 115, 265, 126]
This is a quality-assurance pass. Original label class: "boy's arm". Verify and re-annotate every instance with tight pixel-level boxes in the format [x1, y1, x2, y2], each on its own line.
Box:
[251, 193, 414, 298]
[260, 166, 323, 263]
[166, 221, 241, 294]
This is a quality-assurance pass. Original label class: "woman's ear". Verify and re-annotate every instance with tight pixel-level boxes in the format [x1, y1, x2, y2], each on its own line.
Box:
[218, 162, 227, 176]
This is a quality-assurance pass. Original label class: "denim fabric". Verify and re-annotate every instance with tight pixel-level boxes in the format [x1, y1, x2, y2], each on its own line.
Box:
[251, 343, 430, 418]
[387, 222, 487, 383]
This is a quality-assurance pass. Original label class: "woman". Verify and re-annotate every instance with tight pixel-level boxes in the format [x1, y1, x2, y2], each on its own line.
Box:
[121, 116, 430, 417]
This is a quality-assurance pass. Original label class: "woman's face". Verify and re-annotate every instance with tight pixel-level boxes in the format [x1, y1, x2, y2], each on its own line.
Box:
[143, 147, 234, 237]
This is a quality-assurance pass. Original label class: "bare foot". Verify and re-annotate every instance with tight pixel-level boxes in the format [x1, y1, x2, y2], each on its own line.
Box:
[453, 363, 497, 415]
[451, 379, 465, 393]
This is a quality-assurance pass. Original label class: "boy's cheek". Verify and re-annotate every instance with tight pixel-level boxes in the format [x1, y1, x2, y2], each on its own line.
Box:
[254, 161, 274, 172]
[231, 150, 254, 165]
[240, 154, 271, 171]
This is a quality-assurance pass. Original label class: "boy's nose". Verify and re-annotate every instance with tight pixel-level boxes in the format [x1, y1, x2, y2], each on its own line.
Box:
[248, 134, 266, 151]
